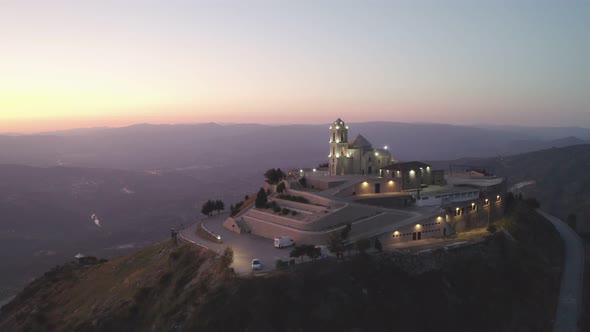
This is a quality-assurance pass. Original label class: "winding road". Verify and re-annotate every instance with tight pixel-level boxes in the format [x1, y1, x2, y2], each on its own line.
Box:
[537, 209, 584, 332]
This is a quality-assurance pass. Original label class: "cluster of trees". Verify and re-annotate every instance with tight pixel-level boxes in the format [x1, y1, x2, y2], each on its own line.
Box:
[290, 244, 321, 262]
[264, 168, 286, 184]
[201, 199, 225, 216]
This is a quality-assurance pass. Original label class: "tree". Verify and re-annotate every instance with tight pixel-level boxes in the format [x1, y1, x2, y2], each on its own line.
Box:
[201, 200, 215, 216]
[567, 213, 577, 231]
[264, 168, 286, 184]
[214, 199, 225, 214]
[255, 187, 268, 208]
[290, 246, 305, 262]
[276, 181, 286, 193]
[355, 238, 371, 254]
[306, 246, 321, 260]
[374, 238, 383, 252]
[327, 233, 344, 258]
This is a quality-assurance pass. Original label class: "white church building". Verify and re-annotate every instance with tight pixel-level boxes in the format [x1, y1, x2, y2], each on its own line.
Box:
[329, 118, 395, 176]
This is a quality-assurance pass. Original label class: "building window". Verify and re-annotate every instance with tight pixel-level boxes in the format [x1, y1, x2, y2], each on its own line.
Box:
[341, 132, 344, 142]
[341, 146, 345, 156]
[496, 195, 502, 202]
[484, 198, 490, 206]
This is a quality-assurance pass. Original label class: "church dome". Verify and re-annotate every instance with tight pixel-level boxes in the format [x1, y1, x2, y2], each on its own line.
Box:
[333, 118, 346, 126]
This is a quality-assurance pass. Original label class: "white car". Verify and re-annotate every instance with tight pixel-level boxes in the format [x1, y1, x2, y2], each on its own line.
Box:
[251, 258, 262, 271]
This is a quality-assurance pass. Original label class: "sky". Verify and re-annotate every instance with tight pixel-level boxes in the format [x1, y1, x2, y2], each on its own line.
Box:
[1, 0, 589, 133]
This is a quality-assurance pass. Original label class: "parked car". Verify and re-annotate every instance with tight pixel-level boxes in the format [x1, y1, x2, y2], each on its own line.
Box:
[274, 236, 295, 248]
[251, 258, 262, 271]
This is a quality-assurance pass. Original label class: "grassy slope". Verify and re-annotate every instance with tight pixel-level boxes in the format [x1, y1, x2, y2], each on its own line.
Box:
[0, 241, 229, 331]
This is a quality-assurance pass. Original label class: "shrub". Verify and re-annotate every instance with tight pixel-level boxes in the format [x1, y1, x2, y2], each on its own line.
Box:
[275, 259, 288, 269]
[291, 210, 298, 216]
[273, 205, 281, 213]
[281, 208, 290, 215]
[278, 194, 310, 204]
[221, 246, 234, 268]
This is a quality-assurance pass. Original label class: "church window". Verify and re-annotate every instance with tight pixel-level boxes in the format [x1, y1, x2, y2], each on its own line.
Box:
[332, 147, 335, 156]
[340, 132, 344, 142]
[340, 146, 345, 156]
[332, 133, 335, 142]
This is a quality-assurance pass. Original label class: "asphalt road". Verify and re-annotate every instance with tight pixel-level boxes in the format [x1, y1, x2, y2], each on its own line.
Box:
[537, 209, 584, 332]
[179, 213, 293, 274]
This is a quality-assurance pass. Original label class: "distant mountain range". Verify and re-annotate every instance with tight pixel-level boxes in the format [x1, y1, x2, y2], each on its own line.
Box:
[1, 122, 588, 173]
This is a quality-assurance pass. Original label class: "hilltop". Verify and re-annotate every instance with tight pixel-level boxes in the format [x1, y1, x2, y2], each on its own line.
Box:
[1, 200, 563, 332]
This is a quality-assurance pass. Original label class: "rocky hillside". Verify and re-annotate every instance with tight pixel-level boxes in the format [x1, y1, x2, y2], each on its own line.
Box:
[0, 201, 562, 332]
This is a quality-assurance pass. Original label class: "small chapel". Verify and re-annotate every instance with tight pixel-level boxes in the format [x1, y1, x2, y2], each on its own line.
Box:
[328, 118, 395, 176]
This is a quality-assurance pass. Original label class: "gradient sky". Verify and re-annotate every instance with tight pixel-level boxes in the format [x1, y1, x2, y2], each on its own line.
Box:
[1, 0, 589, 132]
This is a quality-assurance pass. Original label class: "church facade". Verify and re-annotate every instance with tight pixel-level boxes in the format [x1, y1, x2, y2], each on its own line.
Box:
[328, 118, 394, 176]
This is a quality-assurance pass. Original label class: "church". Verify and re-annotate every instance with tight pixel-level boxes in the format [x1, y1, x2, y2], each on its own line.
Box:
[328, 118, 395, 176]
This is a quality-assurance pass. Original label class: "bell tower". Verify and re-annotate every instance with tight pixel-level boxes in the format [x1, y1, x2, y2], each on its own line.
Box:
[329, 118, 349, 175]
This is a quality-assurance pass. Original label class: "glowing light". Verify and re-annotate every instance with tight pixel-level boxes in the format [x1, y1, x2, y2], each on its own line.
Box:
[329, 126, 332, 129]
[313, 168, 317, 172]
[388, 180, 394, 185]
[394, 231, 400, 236]
[299, 169, 303, 173]
[216, 235, 221, 240]
[437, 216, 443, 221]
[362, 181, 369, 186]
[384, 145, 388, 149]
[336, 126, 340, 129]
[375, 152, 379, 156]
[415, 224, 421, 228]
[346, 125, 349, 129]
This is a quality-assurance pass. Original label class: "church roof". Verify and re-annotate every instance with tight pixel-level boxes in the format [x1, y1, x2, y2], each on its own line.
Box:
[333, 118, 346, 126]
[348, 134, 372, 149]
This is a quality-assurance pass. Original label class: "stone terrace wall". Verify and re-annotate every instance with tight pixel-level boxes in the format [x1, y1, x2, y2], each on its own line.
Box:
[286, 189, 336, 208]
[242, 215, 343, 244]
[272, 198, 327, 213]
